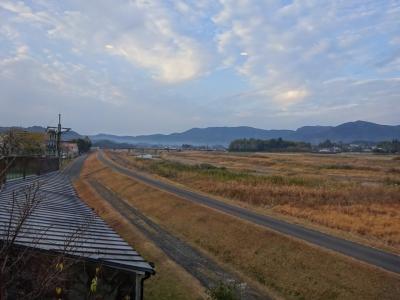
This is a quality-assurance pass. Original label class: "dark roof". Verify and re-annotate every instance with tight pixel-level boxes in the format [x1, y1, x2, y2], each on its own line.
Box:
[0, 172, 154, 275]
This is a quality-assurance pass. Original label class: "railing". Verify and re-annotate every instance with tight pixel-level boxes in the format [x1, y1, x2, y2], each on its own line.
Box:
[0, 156, 60, 186]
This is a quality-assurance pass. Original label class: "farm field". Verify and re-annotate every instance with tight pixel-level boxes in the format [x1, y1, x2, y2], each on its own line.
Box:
[75, 152, 400, 300]
[108, 150, 400, 252]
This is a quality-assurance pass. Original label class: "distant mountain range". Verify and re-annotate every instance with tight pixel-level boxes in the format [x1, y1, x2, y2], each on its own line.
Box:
[90, 121, 400, 146]
[2, 121, 400, 146]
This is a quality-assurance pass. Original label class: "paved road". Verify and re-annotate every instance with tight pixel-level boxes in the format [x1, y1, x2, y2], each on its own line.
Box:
[62, 154, 87, 179]
[88, 179, 268, 299]
[98, 150, 400, 275]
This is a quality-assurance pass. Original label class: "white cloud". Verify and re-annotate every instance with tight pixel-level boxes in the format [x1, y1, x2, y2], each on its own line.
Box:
[0, 0, 399, 132]
[0, 43, 125, 105]
[210, 0, 400, 112]
[275, 88, 309, 106]
[1, 0, 208, 83]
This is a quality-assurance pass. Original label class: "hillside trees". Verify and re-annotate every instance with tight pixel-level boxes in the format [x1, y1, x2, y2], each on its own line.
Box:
[0, 130, 45, 157]
[375, 140, 400, 153]
[229, 138, 311, 152]
[74, 137, 92, 154]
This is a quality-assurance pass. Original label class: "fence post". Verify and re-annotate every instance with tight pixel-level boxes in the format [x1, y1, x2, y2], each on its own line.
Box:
[0, 158, 5, 188]
[38, 158, 42, 176]
[22, 157, 26, 179]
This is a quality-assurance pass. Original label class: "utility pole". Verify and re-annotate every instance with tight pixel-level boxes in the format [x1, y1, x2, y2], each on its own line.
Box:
[46, 114, 71, 158]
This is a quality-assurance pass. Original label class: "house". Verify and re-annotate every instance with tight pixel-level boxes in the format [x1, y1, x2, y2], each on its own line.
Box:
[136, 154, 153, 159]
[61, 142, 79, 158]
[0, 171, 155, 299]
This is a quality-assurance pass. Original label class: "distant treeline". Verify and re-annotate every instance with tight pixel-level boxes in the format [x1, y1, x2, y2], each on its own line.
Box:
[93, 139, 135, 149]
[375, 140, 400, 153]
[229, 138, 311, 152]
[71, 137, 92, 154]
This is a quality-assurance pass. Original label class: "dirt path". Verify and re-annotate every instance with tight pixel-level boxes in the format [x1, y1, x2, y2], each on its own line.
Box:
[86, 178, 268, 300]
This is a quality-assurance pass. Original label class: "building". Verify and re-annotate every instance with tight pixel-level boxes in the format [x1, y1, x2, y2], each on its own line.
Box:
[61, 142, 79, 158]
[0, 171, 154, 299]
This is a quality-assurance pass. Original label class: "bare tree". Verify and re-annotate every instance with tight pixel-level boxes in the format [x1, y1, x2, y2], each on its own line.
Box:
[0, 130, 23, 157]
[0, 130, 22, 190]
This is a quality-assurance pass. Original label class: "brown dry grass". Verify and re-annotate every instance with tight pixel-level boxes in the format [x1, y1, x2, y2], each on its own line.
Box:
[74, 156, 205, 300]
[163, 150, 400, 184]
[87, 153, 400, 300]
[111, 150, 400, 250]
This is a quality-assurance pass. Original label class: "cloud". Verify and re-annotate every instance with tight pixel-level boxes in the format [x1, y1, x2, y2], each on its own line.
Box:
[1, 0, 208, 83]
[275, 88, 309, 107]
[209, 0, 400, 116]
[0, 0, 399, 133]
[0, 41, 125, 106]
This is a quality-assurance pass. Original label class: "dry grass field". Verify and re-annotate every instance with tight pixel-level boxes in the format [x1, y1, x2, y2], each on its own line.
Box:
[110, 150, 400, 251]
[74, 158, 206, 300]
[77, 153, 400, 300]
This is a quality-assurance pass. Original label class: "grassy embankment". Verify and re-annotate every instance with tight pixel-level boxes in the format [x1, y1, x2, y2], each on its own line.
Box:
[74, 156, 206, 300]
[109, 150, 400, 251]
[80, 153, 400, 300]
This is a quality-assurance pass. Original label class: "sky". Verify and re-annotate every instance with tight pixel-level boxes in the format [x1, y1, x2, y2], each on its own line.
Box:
[0, 0, 399, 135]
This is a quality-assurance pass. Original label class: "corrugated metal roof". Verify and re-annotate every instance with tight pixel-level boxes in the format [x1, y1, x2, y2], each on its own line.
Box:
[0, 171, 154, 275]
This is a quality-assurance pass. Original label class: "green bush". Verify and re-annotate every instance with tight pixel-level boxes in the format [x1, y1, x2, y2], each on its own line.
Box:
[207, 281, 241, 300]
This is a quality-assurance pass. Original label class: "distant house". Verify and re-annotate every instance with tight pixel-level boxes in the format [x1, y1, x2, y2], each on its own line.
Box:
[136, 154, 153, 159]
[318, 148, 332, 153]
[61, 142, 79, 158]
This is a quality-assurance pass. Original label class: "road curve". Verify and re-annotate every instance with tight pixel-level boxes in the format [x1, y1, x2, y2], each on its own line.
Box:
[62, 154, 87, 179]
[98, 150, 400, 275]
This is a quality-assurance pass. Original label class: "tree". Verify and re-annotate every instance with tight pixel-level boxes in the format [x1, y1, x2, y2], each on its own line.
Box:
[318, 139, 334, 149]
[375, 139, 400, 153]
[0, 130, 45, 157]
[229, 138, 311, 152]
[19, 132, 46, 155]
[0, 130, 23, 157]
[75, 137, 92, 154]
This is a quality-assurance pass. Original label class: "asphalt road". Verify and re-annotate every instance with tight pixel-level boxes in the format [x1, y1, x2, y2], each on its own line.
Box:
[98, 150, 400, 275]
[62, 154, 87, 179]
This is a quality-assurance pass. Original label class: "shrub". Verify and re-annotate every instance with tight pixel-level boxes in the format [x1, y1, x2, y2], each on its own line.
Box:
[207, 281, 241, 300]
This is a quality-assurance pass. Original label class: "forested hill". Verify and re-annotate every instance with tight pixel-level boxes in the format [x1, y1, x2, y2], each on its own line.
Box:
[90, 121, 400, 146]
[2, 120, 400, 146]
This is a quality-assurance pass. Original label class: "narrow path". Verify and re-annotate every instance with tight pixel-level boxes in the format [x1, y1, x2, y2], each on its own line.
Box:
[87, 178, 268, 300]
[62, 154, 88, 179]
[98, 150, 400, 275]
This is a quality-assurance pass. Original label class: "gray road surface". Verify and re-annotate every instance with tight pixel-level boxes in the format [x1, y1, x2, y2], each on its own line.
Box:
[62, 154, 87, 179]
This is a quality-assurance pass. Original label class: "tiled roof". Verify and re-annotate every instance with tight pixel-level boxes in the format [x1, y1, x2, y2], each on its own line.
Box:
[0, 172, 154, 275]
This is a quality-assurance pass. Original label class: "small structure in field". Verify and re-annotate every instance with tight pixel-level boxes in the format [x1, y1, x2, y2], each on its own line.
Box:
[136, 154, 153, 159]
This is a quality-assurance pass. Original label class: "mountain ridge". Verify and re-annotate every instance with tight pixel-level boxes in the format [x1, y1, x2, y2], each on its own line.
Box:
[2, 121, 399, 146]
[90, 121, 400, 146]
